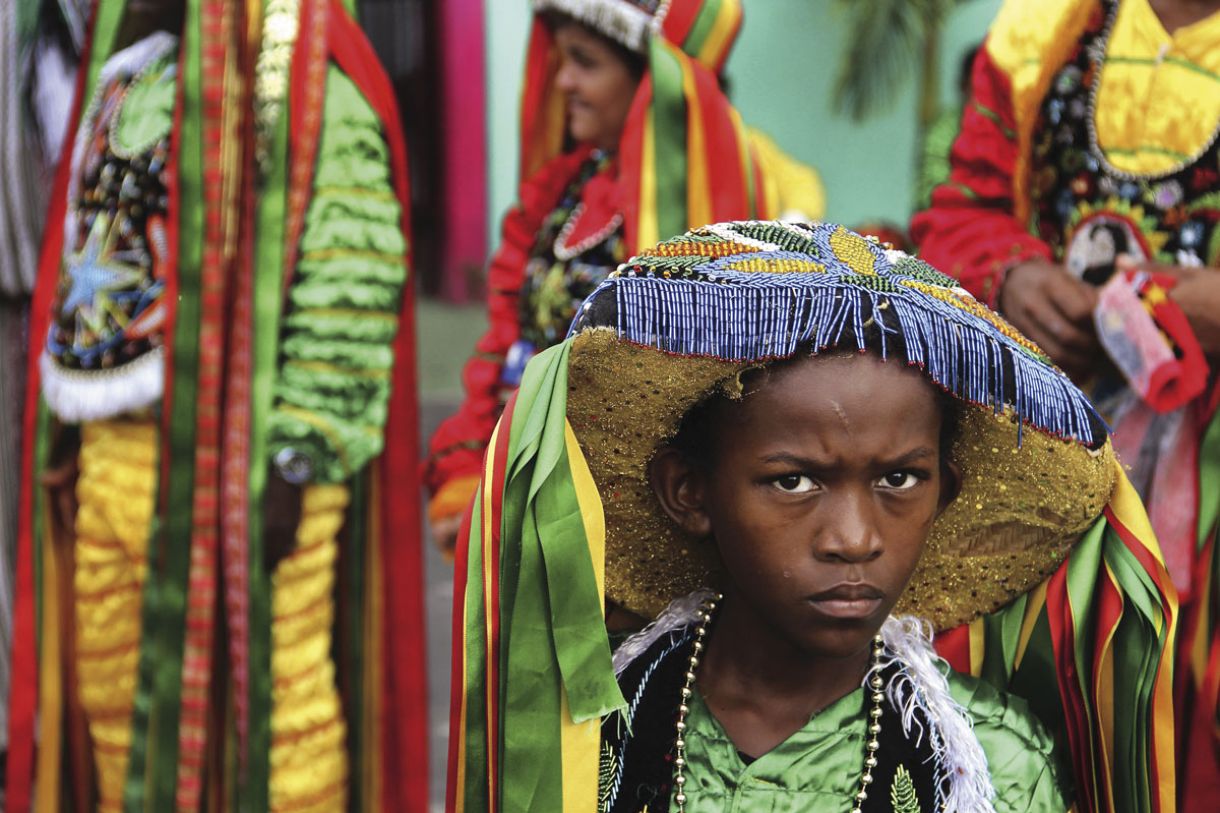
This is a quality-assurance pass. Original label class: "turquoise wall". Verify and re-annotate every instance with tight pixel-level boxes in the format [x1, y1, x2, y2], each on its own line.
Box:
[483, 0, 1004, 245]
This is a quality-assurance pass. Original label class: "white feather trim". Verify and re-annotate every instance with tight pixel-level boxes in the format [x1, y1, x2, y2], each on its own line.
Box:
[876, 616, 997, 813]
[531, 0, 654, 52]
[40, 348, 164, 423]
[612, 588, 714, 675]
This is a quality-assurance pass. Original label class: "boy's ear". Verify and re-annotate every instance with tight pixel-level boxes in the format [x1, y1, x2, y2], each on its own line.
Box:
[648, 446, 713, 538]
[937, 458, 962, 517]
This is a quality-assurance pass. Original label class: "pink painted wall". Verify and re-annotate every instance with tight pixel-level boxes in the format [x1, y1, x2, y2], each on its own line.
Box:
[438, 0, 487, 301]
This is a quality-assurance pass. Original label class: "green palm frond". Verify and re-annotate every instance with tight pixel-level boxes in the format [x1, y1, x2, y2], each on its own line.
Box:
[890, 764, 922, 813]
[831, 0, 964, 122]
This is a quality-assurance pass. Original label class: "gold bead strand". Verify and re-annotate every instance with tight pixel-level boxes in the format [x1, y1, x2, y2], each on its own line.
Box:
[670, 593, 721, 812]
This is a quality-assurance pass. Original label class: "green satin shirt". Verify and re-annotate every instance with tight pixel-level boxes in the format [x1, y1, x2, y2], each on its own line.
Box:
[677, 671, 1072, 813]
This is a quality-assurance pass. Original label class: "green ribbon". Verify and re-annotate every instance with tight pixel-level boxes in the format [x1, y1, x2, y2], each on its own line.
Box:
[680, 0, 726, 56]
[1196, 407, 1220, 550]
[124, 0, 202, 806]
[460, 492, 491, 813]
[240, 52, 292, 813]
[970, 513, 1171, 813]
[499, 342, 625, 812]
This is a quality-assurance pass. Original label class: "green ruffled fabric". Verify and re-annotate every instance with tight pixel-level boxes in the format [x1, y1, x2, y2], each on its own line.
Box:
[916, 106, 963, 211]
[267, 65, 407, 483]
[113, 57, 176, 155]
[678, 671, 1071, 813]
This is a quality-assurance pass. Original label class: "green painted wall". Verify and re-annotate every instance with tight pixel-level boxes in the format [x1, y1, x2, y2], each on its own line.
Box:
[483, 0, 1003, 245]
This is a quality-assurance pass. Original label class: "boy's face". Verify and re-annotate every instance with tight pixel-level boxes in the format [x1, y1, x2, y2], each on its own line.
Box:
[651, 352, 960, 661]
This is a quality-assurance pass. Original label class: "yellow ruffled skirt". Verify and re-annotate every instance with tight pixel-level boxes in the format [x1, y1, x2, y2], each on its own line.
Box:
[269, 483, 350, 812]
[74, 420, 157, 812]
[73, 420, 349, 811]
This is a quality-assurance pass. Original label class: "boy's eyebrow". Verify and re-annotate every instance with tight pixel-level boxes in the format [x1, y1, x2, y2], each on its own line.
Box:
[885, 447, 938, 466]
[758, 447, 938, 468]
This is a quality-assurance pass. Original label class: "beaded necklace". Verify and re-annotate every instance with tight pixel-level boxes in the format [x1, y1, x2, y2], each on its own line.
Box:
[670, 594, 887, 813]
[516, 150, 624, 350]
[550, 149, 622, 260]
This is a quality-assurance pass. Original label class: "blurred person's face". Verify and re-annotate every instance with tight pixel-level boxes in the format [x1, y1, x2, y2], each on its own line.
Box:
[553, 24, 641, 152]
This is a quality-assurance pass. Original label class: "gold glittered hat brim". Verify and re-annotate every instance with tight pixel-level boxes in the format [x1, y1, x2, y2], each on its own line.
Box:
[566, 328, 1117, 631]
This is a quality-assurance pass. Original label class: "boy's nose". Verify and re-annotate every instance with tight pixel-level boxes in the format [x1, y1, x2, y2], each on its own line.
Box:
[814, 491, 882, 563]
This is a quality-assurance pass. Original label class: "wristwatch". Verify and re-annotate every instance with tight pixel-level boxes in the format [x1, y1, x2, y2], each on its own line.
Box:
[273, 447, 315, 486]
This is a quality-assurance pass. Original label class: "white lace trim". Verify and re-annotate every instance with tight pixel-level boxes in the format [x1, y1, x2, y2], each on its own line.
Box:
[530, 0, 654, 52]
[40, 347, 164, 423]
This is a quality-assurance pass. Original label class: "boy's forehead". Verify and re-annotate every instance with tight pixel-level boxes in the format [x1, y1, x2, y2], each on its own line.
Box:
[739, 352, 939, 407]
[701, 353, 946, 450]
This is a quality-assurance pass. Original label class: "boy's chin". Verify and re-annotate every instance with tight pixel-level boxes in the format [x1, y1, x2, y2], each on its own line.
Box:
[789, 621, 889, 663]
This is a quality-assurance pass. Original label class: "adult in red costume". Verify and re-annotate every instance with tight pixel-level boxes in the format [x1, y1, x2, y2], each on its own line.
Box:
[423, 0, 782, 547]
[4, 0, 428, 810]
[911, 0, 1220, 803]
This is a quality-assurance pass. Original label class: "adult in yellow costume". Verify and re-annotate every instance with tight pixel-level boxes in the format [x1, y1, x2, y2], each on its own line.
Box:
[4, 0, 429, 810]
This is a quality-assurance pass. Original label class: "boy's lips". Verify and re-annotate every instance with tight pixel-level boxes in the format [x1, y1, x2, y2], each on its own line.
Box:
[806, 583, 884, 619]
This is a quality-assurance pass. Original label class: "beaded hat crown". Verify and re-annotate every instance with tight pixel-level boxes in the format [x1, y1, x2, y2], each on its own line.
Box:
[565, 220, 1117, 628]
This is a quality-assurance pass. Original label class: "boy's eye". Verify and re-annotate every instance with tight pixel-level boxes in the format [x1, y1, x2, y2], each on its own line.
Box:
[877, 471, 921, 490]
[772, 474, 816, 494]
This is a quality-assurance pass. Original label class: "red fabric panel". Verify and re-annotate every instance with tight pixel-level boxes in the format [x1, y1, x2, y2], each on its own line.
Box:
[330, 3, 428, 808]
[932, 623, 973, 675]
[909, 42, 1053, 306]
[423, 150, 588, 496]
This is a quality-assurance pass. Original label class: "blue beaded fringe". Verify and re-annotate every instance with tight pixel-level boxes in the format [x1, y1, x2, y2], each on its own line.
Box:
[571, 273, 1102, 445]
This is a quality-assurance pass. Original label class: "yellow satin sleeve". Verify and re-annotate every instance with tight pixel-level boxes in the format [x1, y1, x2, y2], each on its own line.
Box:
[269, 483, 351, 813]
[987, 0, 1097, 132]
[747, 129, 826, 222]
[1094, 0, 1220, 175]
[74, 419, 158, 813]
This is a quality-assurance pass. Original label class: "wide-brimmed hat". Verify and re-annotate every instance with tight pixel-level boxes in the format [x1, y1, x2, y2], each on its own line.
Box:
[565, 220, 1117, 630]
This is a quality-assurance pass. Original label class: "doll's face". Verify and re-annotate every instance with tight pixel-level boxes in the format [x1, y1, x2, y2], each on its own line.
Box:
[650, 352, 961, 662]
[553, 23, 642, 152]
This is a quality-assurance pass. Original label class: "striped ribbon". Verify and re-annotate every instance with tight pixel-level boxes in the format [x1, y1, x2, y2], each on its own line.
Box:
[936, 463, 1178, 813]
[449, 342, 624, 813]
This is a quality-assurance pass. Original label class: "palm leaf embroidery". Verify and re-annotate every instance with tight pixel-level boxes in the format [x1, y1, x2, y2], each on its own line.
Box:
[598, 739, 617, 812]
[890, 764, 922, 813]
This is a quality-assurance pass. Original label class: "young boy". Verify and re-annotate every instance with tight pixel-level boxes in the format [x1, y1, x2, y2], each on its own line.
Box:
[447, 221, 1176, 813]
